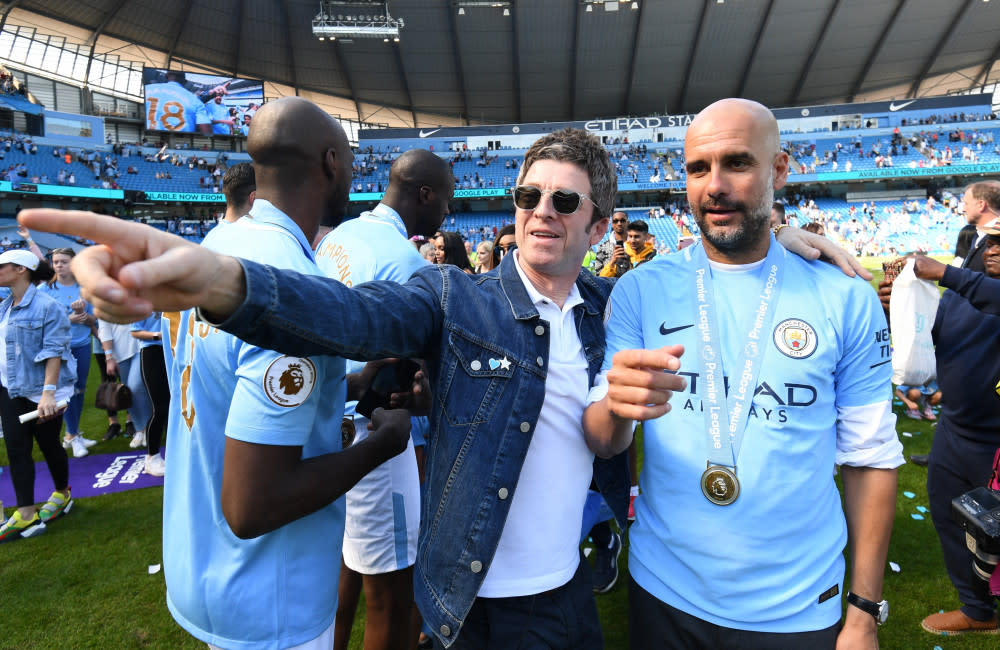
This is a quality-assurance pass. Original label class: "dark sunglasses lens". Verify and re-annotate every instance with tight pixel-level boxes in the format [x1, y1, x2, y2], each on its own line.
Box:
[551, 190, 581, 214]
[513, 186, 541, 210]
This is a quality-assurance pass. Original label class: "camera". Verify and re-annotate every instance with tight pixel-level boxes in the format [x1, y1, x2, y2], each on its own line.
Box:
[952, 487, 1000, 584]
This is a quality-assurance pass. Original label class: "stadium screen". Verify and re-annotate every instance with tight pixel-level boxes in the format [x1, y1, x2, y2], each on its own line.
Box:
[142, 68, 264, 137]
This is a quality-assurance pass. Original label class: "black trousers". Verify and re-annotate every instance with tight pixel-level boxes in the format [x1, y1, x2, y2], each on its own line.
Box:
[0, 385, 68, 507]
[628, 576, 840, 650]
[434, 553, 602, 650]
[139, 345, 170, 456]
[927, 419, 999, 620]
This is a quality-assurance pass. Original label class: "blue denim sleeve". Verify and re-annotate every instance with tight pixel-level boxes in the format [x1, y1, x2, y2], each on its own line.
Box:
[34, 299, 71, 363]
[941, 264, 1000, 316]
[209, 257, 444, 362]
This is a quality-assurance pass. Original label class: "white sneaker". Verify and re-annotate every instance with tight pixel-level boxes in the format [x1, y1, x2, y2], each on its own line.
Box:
[64, 435, 97, 449]
[129, 430, 146, 449]
[70, 435, 89, 458]
[144, 453, 165, 477]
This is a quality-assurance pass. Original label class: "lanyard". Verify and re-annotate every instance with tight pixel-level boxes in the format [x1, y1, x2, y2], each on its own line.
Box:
[694, 237, 784, 469]
[361, 204, 408, 239]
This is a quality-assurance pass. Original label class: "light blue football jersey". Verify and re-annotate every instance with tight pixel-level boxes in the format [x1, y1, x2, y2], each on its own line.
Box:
[38, 281, 93, 348]
[314, 202, 428, 422]
[603, 240, 894, 633]
[162, 199, 347, 649]
[204, 99, 233, 135]
[144, 81, 208, 133]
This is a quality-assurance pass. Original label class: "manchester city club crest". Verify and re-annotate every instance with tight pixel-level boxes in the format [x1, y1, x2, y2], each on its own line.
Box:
[773, 318, 818, 359]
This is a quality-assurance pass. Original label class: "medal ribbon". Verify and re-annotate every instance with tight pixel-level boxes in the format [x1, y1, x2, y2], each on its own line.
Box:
[693, 236, 784, 469]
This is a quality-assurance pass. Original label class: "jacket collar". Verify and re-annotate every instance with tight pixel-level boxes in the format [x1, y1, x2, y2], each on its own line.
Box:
[13, 282, 37, 309]
[497, 251, 604, 320]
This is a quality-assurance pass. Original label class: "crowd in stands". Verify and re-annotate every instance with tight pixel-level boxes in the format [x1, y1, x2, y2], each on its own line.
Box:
[786, 127, 1000, 175]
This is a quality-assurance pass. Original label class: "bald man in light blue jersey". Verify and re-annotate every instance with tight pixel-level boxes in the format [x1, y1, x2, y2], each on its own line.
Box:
[316, 148, 453, 650]
[584, 98, 903, 650]
[159, 97, 411, 650]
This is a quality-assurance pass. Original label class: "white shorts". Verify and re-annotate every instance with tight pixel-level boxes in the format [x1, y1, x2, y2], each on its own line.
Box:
[342, 415, 420, 574]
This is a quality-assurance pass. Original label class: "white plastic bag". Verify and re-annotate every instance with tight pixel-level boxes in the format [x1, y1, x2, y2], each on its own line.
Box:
[889, 258, 939, 386]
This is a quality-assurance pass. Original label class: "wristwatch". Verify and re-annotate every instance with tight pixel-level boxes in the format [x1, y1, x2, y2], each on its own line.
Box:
[847, 591, 889, 625]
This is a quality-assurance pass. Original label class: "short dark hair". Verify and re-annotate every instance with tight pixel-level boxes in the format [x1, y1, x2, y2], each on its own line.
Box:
[771, 202, 786, 218]
[223, 162, 256, 209]
[517, 128, 616, 225]
[627, 220, 649, 234]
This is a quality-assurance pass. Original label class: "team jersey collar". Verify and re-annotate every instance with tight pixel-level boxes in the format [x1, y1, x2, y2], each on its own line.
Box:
[361, 203, 409, 239]
[246, 199, 316, 261]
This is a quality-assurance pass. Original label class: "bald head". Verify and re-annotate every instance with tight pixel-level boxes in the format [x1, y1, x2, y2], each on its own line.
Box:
[687, 98, 780, 157]
[683, 98, 788, 263]
[248, 97, 349, 191]
[388, 149, 451, 192]
[245, 97, 353, 229]
[383, 148, 455, 238]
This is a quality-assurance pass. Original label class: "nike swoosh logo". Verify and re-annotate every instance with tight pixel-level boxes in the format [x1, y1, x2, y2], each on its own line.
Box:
[660, 323, 694, 336]
[888, 100, 916, 112]
[419, 129, 441, 138]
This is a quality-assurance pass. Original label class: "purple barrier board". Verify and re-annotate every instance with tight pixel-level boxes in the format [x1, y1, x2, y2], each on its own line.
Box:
[0, 451, 164, 504]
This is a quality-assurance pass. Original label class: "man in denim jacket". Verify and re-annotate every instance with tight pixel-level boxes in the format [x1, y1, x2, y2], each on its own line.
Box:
[22, 130, 868, 649]
[31, 128, 633, 649]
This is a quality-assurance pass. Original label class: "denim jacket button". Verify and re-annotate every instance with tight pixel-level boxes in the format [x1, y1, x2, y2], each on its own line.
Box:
[519, 421, 530, 433]
[440, 625, 451, 637]
[498, 487, 509, 499]
[536, 356, 543, 366]
[470, 560, 483, 573]
[534, 325, 544, 335]
[470, 360, 481, 371]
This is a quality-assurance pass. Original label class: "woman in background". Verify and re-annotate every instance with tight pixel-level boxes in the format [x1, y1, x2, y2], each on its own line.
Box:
[40, 247, 97, 459]
[474, 241, 494, 273]
[97, 319, 151, 451]
[433, 231, 473, 274]
[492, 224, 516, 265]
[0, 250, 76, 541]
[130, 313, 168, 476]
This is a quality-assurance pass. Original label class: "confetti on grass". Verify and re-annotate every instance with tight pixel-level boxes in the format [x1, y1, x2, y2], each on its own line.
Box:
[912, 513, 925, 520]
[889, 562, 900, 573]
[903, 491, 916, 499]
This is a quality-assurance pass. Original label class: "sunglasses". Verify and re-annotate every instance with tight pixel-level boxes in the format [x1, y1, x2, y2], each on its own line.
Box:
[512, 185, 593, 216]
[612, 217, 628, 224]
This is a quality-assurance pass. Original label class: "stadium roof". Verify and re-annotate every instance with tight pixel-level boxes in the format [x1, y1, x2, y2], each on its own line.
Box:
[11, 0, 1000, 127]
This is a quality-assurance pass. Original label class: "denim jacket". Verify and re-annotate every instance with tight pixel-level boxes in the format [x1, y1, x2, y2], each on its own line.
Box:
[1, 283, 76, 399]
[213, 253, 630, 647]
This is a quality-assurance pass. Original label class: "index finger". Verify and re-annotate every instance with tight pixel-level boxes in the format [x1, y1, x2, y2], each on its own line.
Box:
[612, 345, 684, 372]
[19, 209, 142, 248]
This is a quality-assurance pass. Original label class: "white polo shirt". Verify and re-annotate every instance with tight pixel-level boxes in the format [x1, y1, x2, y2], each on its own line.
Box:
[478, 252, 595, 597]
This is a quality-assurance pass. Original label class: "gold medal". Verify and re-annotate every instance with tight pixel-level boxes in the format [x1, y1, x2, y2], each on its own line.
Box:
[701, 465, 740, 506]
[341, 416, 356, 448]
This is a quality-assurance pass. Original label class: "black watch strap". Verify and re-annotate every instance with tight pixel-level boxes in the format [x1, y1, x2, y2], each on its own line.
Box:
[847, 591, 888, 625]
